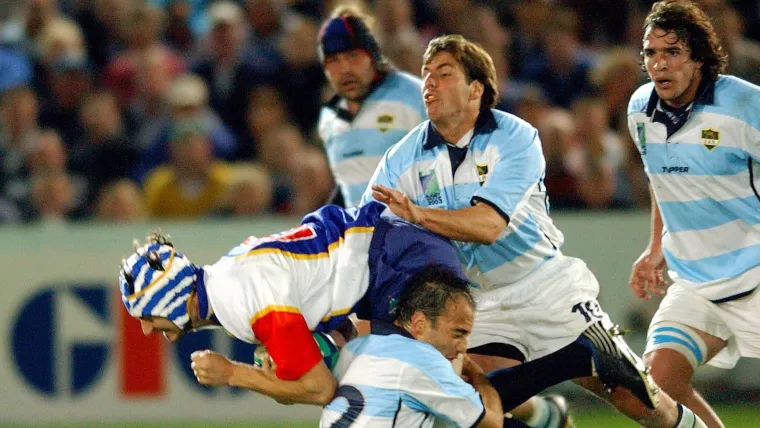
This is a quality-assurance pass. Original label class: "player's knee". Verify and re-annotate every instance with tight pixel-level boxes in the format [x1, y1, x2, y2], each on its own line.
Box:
[647, 350, 694, 401]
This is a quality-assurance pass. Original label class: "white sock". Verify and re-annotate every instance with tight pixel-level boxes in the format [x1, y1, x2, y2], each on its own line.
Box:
[524, 396, 555, 428]
[674, 403, 707, 428]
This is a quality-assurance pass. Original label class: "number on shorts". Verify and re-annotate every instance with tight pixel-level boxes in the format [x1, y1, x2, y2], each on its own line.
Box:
[330, 385, 365, 428]
[572, 301, 603, 323]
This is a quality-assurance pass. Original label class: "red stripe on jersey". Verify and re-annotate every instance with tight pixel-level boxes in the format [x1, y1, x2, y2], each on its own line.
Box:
[252, 310, 322, 380]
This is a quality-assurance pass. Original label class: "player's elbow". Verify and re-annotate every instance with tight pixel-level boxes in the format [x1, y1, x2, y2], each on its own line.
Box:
[305, 376, 337, 405]
[300, 364, 337, 405]
[477, 409, 505, 428]
[473, 202, 507, 244]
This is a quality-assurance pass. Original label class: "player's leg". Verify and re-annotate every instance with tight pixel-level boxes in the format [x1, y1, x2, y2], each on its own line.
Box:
[573, 375, 707, 427]
[474, 351, 575, 428]
[643, 283, 736, 428]
[645, 323, 728, 428]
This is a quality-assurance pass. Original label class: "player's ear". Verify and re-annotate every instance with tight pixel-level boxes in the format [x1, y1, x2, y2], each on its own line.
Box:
[410, 311, 429, 337]
[469, 80, 484, 101]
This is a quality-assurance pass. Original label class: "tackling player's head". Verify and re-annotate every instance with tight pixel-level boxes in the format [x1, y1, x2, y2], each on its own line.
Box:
[395, 265, 475, 360]
[119, 230, 199, 342]
[318, 5, 389, 103]
[641, 0, 727, 108]
[421, 35, 498, 124]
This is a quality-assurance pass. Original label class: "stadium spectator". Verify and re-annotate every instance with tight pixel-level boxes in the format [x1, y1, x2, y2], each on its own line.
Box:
[215, 163, 273, 217]
[518, 5, 596, 108]
[191, 1, 265, 138]
[94, 178, 146, 222]
[143, 117, 234, 219]
[70, 90, 138, 209]
[103, 3, 185, 109]
[133, 72, 237, 182]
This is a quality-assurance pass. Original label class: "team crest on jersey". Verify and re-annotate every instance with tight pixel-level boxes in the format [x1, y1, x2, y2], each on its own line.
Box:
[419, 170, 442, 205]
[701, 128, 720, 151]
[636, 123, 647, 155]
[376, 114, 394, 133]
[476, 164, 489, 186]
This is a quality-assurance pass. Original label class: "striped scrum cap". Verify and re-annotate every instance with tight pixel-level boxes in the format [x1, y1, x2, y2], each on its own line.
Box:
[119, 239, 197, 331]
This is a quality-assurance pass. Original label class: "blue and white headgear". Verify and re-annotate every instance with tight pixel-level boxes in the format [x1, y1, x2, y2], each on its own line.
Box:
[119, 233, 198, 330]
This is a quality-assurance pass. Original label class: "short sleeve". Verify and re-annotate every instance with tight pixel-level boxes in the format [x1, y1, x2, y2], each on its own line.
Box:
[472, 127, 544, 219]
[400, 355, 485, 427]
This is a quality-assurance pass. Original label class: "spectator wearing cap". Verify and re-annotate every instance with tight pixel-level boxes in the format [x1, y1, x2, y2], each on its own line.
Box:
[133, 73, 237, 182]
[143, 117, 234, 219]
[316, 4, 426, 207]
[191, 0, 274, 139]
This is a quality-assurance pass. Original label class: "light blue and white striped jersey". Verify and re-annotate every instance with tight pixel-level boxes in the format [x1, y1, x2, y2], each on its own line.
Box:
[320, 323, 484, 428]
[360, 109, 564, 289]
[319, 70, 427, 207]
[627, 75, 760, 302]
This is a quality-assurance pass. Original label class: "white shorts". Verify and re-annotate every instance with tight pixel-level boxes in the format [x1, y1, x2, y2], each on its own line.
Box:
[646, 283, 760, 369]
[468, 255, 611, 361]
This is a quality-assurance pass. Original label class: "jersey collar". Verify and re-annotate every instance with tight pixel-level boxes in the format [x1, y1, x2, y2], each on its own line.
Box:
[645, 76, 716, 117]
[371, 321, 414, 339]
[423, 109, 498, 150]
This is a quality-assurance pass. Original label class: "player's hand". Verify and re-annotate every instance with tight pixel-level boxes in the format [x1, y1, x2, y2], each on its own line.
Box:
[371, 184, 423, 225]
[190, 350, 235, 387]
[460, 355, 486, 385]
[629, 247, 667, 300]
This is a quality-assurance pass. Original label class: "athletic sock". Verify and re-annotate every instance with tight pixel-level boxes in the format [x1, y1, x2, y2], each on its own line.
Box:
[674, 402, 707, 428]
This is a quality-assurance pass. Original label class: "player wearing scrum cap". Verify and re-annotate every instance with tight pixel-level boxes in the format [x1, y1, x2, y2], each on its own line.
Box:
[317, 5, 426, 207]
[118, 201, 465, 405]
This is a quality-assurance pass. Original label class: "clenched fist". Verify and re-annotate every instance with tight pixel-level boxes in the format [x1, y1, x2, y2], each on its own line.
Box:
[190, 350, 235, 387]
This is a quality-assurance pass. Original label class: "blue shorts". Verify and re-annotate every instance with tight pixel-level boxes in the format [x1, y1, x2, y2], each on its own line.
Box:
[355, 218, 466, 322]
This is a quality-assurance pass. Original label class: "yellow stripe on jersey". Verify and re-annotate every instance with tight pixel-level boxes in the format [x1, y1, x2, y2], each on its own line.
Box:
[345, 226, 375, 235]
[321, 307, 353, 322]
[250, 305, 303, 325]
[240, 226, 376, 260]
[244, 247, 331, 260]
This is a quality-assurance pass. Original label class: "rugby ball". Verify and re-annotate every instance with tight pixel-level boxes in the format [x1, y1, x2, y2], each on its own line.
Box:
[254, 331, 340, 371]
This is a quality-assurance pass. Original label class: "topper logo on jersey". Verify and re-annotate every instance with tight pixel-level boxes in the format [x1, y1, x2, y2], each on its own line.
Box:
[11, 282, 255, 397]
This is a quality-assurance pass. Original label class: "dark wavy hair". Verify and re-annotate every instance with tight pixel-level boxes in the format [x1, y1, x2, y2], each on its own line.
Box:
[423, 35, 499, 111]
[642, 0, 728, 82]
[395, 265, 474, 327]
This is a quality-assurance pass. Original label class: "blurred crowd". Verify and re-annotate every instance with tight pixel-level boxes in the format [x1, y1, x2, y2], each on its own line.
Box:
[1, 0, 759, 225]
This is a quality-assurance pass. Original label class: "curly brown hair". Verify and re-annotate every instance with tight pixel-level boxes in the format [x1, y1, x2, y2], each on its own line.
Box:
[642, 0, 728, 82]
[423, 35, 499, 111]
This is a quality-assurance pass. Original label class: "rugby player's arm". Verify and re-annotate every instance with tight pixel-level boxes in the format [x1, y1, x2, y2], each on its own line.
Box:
[371, 184, 505, 245]
[469, 372, 504, 428]
[242, 309, 337, 405]
[647, 185, 664, 252]
[228, 359, 336, 405]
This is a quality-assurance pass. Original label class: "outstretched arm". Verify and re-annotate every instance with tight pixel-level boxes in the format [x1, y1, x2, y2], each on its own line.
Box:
[371, 184, 506, 244]
[191, 350, 336, 405]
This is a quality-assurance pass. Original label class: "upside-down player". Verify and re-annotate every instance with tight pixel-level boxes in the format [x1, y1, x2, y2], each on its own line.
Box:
[118, 201, 465, 405]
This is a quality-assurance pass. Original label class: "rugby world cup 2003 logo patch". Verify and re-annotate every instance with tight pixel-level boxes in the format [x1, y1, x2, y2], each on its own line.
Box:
[419, 170, 442, 205]
[636, 122, 647, 155]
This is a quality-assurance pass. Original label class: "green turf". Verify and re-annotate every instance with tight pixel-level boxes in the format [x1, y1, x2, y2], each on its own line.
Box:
[2, 405, 759, 427]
